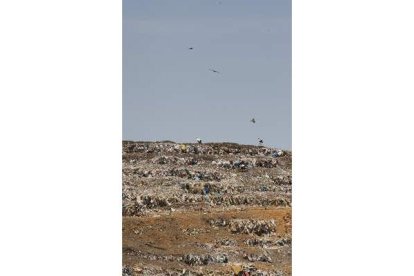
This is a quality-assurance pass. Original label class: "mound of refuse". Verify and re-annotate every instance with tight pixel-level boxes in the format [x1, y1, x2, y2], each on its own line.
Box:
[229, 219, 277, 236]
[183, 253, 229, 266]
[123, 142, 291, 216]
[123, 141, 291, 275]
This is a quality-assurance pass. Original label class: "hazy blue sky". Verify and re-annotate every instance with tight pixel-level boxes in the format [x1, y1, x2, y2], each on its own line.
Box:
[123, 0, 291, 149]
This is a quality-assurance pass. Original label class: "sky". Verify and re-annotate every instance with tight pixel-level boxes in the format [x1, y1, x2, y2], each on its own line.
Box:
[123, 0, 291, 149]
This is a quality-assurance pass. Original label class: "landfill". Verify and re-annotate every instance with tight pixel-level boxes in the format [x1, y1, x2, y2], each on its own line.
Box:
[123, 141, 291, 275]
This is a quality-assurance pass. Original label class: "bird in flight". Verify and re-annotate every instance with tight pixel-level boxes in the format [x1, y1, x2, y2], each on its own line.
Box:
[188, 47, 194, 50]
[209, 68, 220, 74]
[250, 118, 256, 124]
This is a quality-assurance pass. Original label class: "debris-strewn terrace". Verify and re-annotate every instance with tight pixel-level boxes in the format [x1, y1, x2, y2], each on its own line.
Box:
[123, 141, 292, 276]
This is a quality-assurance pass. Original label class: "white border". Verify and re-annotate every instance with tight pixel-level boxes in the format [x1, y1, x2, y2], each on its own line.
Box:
[293, 0, 414, 275]
[0, 1, 121, 275]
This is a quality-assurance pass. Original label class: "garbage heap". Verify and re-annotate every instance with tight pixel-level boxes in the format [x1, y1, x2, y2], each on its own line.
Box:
[123, 141, 292, 276]
[123, 141, 291, 216]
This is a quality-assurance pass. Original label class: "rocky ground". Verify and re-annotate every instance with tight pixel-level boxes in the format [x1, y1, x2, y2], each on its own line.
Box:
[122, 141, 292, 276]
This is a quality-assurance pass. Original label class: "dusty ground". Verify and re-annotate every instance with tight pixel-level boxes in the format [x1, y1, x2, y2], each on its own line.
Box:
[122, 141, 291, 276]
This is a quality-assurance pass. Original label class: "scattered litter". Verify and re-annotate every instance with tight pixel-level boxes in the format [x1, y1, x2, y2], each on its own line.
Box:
[183, 253, 228, 266]
[122, 141, 291, 274]
[243, 252, 272, 263]
[230, 219, 277, 236]
[216, 238, 237, 246]
[122, 266, 133, 276]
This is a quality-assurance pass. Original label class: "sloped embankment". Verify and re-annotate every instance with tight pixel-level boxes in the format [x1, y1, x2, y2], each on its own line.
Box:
[122, 141, 292, 276]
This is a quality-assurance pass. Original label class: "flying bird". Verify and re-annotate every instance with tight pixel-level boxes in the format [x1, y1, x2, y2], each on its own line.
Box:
[188, 47, 194, 50]
[209, 68, 220, 74]
[250, 118, 256, 124]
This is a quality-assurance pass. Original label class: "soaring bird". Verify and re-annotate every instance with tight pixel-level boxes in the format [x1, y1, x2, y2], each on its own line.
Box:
[188, 47, 194, 50]
[258, 138, 264, 145]
[209, 68, 220, 74]
[250, 118, 256, 124]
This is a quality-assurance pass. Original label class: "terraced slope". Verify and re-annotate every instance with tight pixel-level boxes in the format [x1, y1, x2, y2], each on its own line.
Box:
[122, 141, 292, 276]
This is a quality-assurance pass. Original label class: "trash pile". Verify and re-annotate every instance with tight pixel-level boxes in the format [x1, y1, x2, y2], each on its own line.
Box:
[122, 265, 207, 276]
[122, 141, 291, 275]
[151, 156, 199, 166]
[231, 263, 284, 276]
[183, 253, 229, 266]
[208, 218, 277, 236]
[216, 238, 237, 246]
[210, 217, 231, 226]
[211, 194, 290, 208]
[123, 141, 288, 158]
[243, 252, 273, 263]
[229, 219, 277, 236]
[122, 266, 133, 276]
[212, 158, 280, 170]
[245, 237, 291, 248]
[123, 141, 291, 216]
[123, 190, 290, 216]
